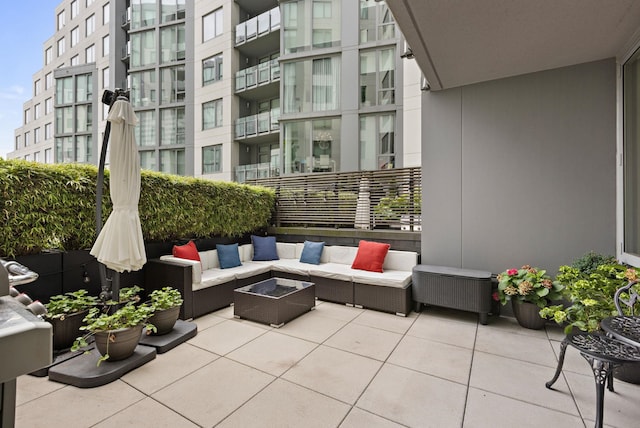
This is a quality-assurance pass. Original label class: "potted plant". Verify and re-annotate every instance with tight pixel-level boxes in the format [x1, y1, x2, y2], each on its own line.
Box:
[71, 286, 156, 365]
[44, 290, 99, 350]
[147, 286, 183, 335]
[496, 265, 565, 329]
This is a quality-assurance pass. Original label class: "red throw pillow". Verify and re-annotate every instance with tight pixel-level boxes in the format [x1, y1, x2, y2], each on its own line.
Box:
[173, 240, 200, 262]
[351, 240, 390, 273]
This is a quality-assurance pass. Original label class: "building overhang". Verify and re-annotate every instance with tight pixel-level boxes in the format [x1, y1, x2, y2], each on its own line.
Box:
[386, 0, 640, 90]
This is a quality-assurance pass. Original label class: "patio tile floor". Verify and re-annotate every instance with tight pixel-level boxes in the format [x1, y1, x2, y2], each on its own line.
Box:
[15, 301, 640, 427]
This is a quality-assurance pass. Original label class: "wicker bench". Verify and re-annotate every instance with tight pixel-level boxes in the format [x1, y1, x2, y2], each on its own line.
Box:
[411, 264, 493, 324]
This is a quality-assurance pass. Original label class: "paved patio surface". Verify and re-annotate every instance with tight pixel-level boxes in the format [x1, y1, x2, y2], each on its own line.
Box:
[15, 301, 640, 427]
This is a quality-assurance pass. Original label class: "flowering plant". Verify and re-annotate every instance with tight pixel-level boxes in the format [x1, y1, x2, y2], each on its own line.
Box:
[496, 265, 565, 308]
[540, 263, 640, 333]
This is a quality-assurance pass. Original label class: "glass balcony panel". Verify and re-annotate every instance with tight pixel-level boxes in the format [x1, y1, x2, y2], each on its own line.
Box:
[258, 62, 270, 84]
[246, 115, 257, 135]
[258, 13, 269, 34]
[258, 112, 270, 133]
[270, 108, 280, 131]
[270, 60, 280, 80]
[235, 22, 246, 45]
[236, 69, 246, 91]
[236, 117, 246, 138]
[246, 66, 257, 87]
[270, 7, 280, 30]
[246, 17, 257, 40]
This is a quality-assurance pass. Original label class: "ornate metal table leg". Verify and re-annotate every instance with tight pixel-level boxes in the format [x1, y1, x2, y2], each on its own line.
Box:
[585, 356, 611, 428]
[546, 338, 568, 388]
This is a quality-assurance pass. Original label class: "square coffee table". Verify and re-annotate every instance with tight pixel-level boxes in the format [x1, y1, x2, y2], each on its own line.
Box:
[233, 277, 315, 327]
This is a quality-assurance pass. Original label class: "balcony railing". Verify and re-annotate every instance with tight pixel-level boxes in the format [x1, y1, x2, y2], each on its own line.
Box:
[246, 167, 422, 231]
[235, 109, 280, 139]
[236, 59, 280, 93]
[235, 6, 281, 46]
[235, 162, 277, 183]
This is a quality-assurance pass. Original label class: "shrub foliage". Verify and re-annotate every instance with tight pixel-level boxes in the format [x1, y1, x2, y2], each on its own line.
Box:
[0, 159, 275, 257]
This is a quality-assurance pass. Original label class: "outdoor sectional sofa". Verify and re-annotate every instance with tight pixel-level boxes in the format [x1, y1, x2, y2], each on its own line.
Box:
[144, 241, 418, 320]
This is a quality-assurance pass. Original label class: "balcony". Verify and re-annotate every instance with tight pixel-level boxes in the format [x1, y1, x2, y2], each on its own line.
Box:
[121, 7, 131, 29]
[235, 109, 280, 141]
[235, 59, 279, 95]
[235, 162, 277, 183]
[235, 7, 280, 46]
[121, 42, 131, 62]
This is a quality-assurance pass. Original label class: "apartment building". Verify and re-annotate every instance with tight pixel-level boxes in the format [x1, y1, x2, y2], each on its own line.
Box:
[10, 0, 422, 182]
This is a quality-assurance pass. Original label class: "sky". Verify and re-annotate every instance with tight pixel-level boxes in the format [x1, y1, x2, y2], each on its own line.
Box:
[0, 1, 61, 158]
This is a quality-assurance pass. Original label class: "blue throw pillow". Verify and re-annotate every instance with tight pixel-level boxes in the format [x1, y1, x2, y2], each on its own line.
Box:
[300, 240, 325, 265]
[216, 243, 242, 269]
[251, 235, 279, 261]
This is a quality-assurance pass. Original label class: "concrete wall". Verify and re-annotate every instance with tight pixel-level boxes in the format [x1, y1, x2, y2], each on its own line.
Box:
[421, 59, 616, 274]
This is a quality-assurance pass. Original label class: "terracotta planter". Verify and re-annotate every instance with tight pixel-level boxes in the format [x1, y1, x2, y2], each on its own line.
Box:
[93, 324, 143, 361]
[49, 310, 88, 350]
[512, 300, 546, 330]
[148, 306, 180, 335]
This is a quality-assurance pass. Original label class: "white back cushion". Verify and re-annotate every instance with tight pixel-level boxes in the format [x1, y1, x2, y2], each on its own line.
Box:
[327, 245, 358, 265]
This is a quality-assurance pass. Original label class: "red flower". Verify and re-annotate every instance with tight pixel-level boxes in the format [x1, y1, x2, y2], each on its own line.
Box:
[492, 291, 499, 302]
[507, 268, 518, 276]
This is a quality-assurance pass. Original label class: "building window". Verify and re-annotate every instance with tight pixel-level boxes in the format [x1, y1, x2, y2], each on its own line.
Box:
[45, 123, 53, 140]
[359, 0, 395, 43]
[160, 149, 185, 175]
[71, 26, 79, 47]
[359, 113, 395, 170]
[76, 74, 92, 102]
[623, 46, 640, 261]
[102, 67, 109, 89]
[161, 0, 185, 23]
[283, 56, 340, 113]
[34, 152, 41, 163]
[203, 54, 223, 85]
[46, 72, 53, 89]
[203, 99, 223, 129]
[130, 70, 156, 107]
[34, 127, 41, 144]
[283, 0, 340, 54]
[57, 38, 65, 56]
[24, 131, 31, 146]
[161, 66, 185, 103]
[57, 10, 66, 30]
[45, 148, 52, 163]
[55, 106, 73, 134]
[161, 24, 186, 63]
[75, 135, 92, 163]
[160, 107, 185, 145]
[45, 47, 53, 65]
[140, 151, 156, 170]
[24, 108, 31, 124]
[282, 118, 340, 174]
[86, 0, 95, 6]
[203, 8, 223, 41]
[102, 35, 109, 57]
[131, 0, 156, 29]
[76, 104, 92, 132]
[360, 47, 395, 107]
[102, 3, 109, 25]
[34, 103, 41, 120]
[85, 14, 95, 36]
[86, 44, 95, 63]
[55, 136, 73, 163]
[71, 0, 78, 18]
[15, 135, 21, 150]
[71, 55, 80, 66]
[34, 79, 41, 96]
[45, 98, 52, 114]
[202, 145, 222, 173]
[135, 110, 156, 146]
[131, 30, 156, 67]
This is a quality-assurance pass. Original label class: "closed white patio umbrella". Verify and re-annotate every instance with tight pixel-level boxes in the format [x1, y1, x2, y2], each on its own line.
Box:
[90, 96, 146, 274]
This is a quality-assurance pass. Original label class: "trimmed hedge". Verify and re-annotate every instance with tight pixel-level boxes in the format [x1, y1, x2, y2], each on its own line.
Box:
[0, 159, 275, 257]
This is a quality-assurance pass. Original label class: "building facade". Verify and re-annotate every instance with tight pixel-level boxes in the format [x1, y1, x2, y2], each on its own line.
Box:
[10, 0, 422, 182]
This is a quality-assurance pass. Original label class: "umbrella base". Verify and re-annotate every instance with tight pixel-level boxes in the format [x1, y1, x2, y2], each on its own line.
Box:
[48, 346, 156, 388]
[138, 320, 197, 353]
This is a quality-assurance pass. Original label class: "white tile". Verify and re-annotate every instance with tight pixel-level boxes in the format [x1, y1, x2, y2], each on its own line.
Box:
[474, 327, 558, 367]
[187, 318, 267, 355]
[407, 314, 478, 349]
[192, 311, 227, 330]
[352, 308, 418, 334]
[470, 351, 579, 415]
[283, 345, 382, 404]
[93, 397, 198, 428]
[16, 374, 65, 406]
[152, 357, 274, 427]
[15, 380, 145, 428]
[325, 322, 403, 361]
[357, 363, 467, 427]
[489, 315, 550, 339]
[218, 379, 350, 428]
[121, 343, 218, 394]
[278, 313, 348, 343]
[388, 335, 473, 384]
[313, 301, 364, 321]
[463, 387, 584, 428]
[226, 330, 317, 376]
[341, 407, 405, 428]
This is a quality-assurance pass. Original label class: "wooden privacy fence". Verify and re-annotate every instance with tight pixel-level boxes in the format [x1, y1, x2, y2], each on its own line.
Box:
[247, 167, 421, 230]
